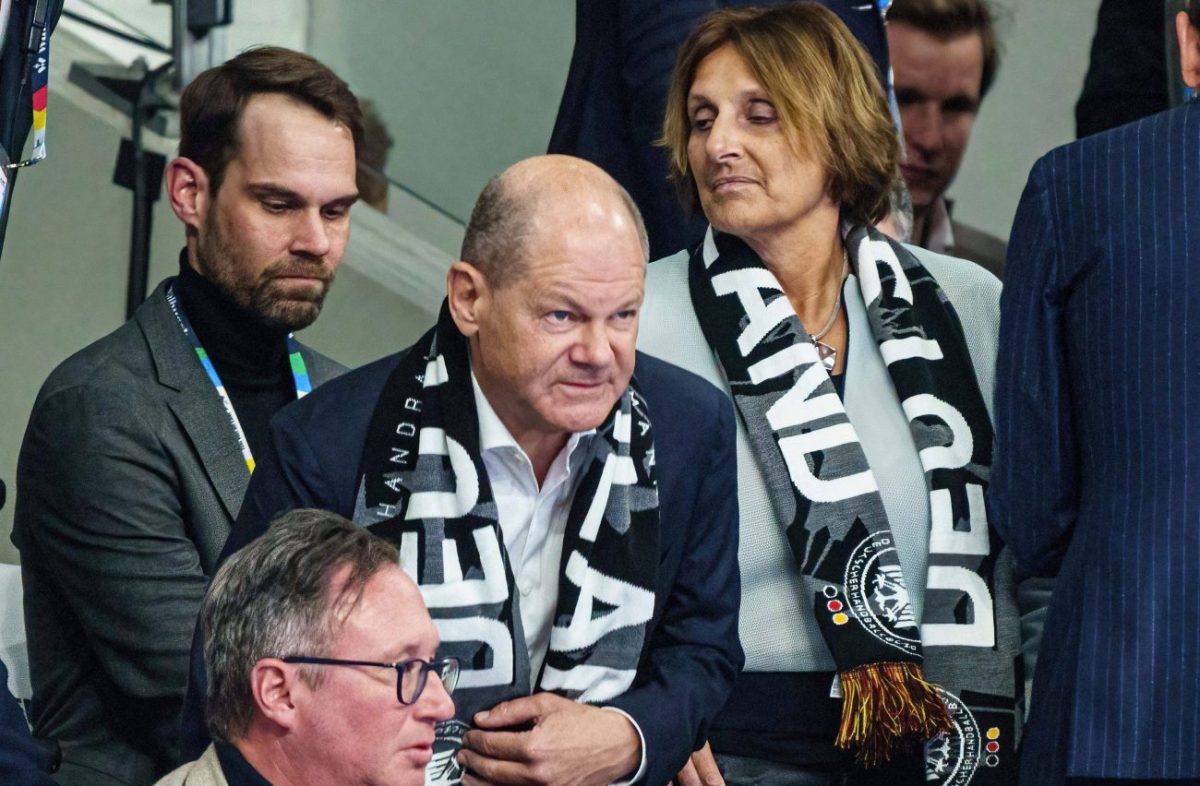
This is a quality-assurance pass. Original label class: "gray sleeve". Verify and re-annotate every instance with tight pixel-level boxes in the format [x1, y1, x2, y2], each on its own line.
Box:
[16, 384, 206, 759]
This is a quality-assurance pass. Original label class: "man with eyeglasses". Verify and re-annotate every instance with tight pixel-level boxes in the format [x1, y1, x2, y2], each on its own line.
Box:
[157, 508, 456, 786]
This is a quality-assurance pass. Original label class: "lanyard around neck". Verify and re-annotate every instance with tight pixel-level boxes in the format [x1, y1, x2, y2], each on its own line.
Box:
[6, 0, 52, 170]
[166, 283, 312, 473]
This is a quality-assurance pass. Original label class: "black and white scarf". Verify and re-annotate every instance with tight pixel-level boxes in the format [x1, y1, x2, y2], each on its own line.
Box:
[353, 303, 659, 785]
[690, 224, 1015, 779]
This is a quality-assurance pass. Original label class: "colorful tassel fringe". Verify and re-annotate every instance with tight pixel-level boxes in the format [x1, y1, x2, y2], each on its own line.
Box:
[834, 662, 953, 767]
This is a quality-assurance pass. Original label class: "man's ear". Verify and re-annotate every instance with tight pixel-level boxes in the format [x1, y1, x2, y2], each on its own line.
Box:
[1178, 11, 1200, 90]
[446, 261, 490, 339]
[166, 156, 210, 231]
[249, 659, 302, 731]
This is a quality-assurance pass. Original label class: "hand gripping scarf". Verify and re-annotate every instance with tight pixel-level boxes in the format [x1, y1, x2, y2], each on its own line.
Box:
[690, 225, 1014, 776]
[353, 303, 659, 786]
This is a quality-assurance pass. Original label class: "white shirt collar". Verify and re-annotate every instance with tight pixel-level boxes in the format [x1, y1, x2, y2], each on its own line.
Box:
[469, 371, 594, 466]
[924, 196, 955, 255]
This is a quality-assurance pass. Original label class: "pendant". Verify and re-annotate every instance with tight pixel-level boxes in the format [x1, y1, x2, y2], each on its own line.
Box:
[814, 339, 837, 372]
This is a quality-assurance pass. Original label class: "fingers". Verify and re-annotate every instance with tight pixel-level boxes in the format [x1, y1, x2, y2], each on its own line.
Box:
[691, 742, 725, 786]
[457, 747, 528, 786]
[675, 757, 702, 786]
[474, 692, 557, 729]
[461, 729, 531, 762]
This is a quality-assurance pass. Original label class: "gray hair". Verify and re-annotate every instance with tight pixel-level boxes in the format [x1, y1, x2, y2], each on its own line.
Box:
[203, 509, 399, 742]
[459, 172, 650, 288]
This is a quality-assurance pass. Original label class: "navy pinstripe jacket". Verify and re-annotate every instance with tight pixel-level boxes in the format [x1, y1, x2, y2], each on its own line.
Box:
[992, 100, 1200, 781]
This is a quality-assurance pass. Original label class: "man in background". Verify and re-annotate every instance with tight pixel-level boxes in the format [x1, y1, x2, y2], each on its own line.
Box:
[13, 47, 357, 784]
[888, 0, 1008, 277]
[157, 510, 455, 786]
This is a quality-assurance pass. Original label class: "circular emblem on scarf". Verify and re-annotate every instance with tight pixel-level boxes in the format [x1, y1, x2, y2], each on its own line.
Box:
[843, 532, 920, 654]
[428, 718, 470, 785]
[924, 688, 983, 786]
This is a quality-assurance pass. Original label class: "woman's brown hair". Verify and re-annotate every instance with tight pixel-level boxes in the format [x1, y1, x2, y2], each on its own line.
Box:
[660, 2, 898, 225]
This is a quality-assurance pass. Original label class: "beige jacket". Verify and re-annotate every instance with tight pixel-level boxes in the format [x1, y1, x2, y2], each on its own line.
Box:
[154, 745, 228, 786]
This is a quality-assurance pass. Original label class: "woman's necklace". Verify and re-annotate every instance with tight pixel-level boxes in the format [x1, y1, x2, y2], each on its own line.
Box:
[809, 249, 848, 372]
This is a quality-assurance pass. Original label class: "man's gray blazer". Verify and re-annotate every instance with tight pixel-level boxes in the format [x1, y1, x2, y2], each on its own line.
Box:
[12, 279, 343, 786]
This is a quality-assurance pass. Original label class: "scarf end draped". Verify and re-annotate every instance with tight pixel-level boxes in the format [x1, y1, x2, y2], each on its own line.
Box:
[834, 662, 952, 767]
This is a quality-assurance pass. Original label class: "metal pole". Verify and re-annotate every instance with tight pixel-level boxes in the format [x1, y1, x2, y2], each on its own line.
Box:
[124, 69, 153, 318]
[172, 0, 189, 91]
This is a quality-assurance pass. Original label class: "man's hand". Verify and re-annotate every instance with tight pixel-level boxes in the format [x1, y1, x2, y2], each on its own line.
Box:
[673, 741, 724, 786]
[457, 692, 641, 786]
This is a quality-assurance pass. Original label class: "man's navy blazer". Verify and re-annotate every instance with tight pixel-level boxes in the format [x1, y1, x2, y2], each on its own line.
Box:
[992, 101, 1200, 781]
[182, 350, 743, 786]
[0, 661, 54, 785]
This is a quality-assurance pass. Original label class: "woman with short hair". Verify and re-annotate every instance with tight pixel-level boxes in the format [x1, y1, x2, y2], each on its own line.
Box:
[638, 4, 1021, 784]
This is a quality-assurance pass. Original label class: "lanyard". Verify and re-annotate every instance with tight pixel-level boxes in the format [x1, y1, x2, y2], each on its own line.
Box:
[166, 284, 312, 473]
[7, 0, 52, 170]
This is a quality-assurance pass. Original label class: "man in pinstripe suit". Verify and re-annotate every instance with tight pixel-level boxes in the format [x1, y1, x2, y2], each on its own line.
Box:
[991, 5, 1200, 784]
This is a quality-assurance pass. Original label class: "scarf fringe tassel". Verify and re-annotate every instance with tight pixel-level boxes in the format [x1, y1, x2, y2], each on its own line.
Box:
[835, 662, 953, 767]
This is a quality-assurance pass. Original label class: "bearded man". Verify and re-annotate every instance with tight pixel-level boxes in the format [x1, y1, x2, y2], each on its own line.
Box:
[12, 46, 359, 786]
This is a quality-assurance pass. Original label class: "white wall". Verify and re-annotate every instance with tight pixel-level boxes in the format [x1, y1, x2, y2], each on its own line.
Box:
[949, 0, 1104, 239]
[308, 0, 575, 223]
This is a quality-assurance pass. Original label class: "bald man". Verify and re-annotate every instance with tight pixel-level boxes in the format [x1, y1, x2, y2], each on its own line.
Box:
[183, 155, 743, 786]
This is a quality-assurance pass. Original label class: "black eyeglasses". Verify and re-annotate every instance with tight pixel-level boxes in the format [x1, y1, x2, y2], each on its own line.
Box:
[281, 656, 460, 705]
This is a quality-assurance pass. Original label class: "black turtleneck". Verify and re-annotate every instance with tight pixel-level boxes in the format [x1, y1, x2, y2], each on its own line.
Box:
[174, 252, 296, 465]
[214, 741, 273, 786]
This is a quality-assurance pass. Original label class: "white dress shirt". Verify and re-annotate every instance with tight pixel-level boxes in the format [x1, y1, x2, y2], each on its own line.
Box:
[922, 196, 955, 256]
[471, 375, 647, 784]
[472, 374, 593, 678]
